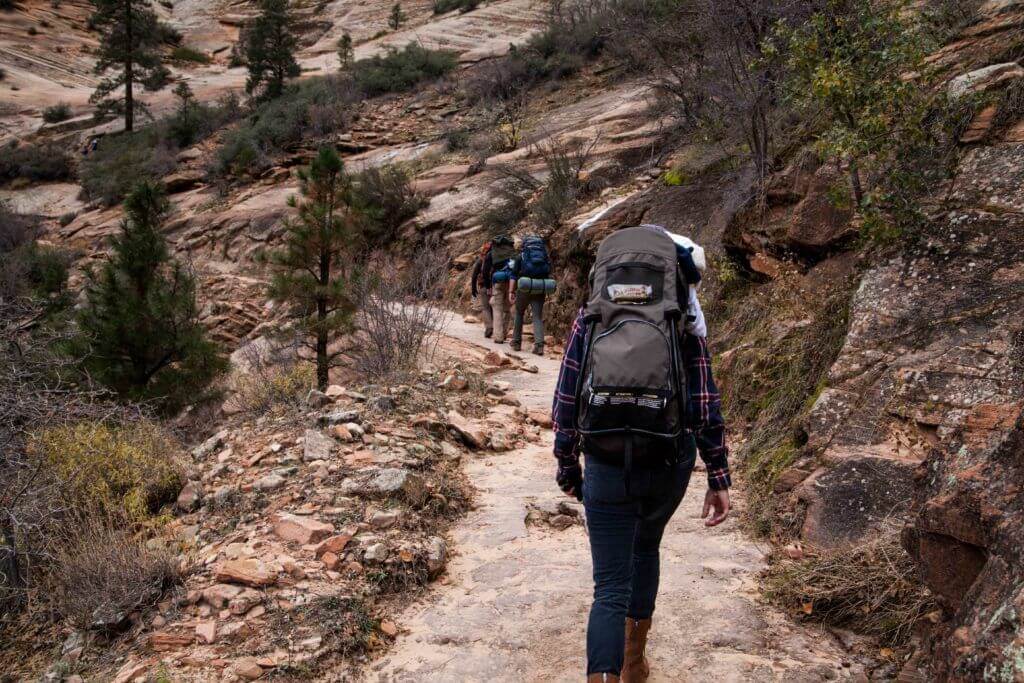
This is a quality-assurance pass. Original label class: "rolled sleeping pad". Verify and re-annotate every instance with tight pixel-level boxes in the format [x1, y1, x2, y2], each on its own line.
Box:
[492, 269, 512, 284]
[516, 276, 557, 293]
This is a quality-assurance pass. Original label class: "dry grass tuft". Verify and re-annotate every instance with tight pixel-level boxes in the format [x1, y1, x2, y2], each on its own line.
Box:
[45, 516, 183, 631]
[232, 358, 315, 415]
[269, 594, 379, 673]
[764, 524, 934, 645]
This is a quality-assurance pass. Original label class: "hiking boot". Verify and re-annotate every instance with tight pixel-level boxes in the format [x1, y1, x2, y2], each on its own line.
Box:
[509, 341, 522, 352]
[587, 675, 620, 683]
[484, 328, 493, 338]
[532, 346, 544, 356]
[494, 338, 505, 344]
[621, 618, 651, 683]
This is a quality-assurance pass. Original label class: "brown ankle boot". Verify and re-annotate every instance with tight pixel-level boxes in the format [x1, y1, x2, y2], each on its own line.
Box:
[621, 618, 651, 683]
[587, 675, 620, 682]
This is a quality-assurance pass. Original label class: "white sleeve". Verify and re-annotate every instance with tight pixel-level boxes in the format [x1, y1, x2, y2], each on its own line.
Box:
[684, 285, 707, 338]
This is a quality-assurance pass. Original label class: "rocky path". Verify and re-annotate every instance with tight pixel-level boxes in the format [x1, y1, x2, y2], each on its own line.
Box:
[368, 315, 859, 682]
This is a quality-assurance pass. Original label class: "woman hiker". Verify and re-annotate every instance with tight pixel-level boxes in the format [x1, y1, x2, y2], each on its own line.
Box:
[470, 241, 494, 338]
[551, 225, 731, 682]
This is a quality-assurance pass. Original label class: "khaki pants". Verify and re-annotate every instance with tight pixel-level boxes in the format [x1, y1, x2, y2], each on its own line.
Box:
[490, 280, 510, 342]
[512, 291, 545, 352]
[476, 288, 493, 335]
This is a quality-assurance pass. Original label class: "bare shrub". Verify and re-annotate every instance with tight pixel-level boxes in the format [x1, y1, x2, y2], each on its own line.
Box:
[0, 140, 75, 183]
[605, 0, 820, 180]
[0, 293, 182, 627]
[231, 337, 314, 414]
[487, 136, 598, 232]
[765, 522, 935, 645]
[0, 203, 37, 302]
[45, 515, 182, 630]
[0, 302, 107, 615]
[348, 247, 450, 382]
[465, 59, 533, 151]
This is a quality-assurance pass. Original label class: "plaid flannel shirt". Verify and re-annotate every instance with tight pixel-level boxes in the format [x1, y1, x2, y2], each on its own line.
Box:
[551, 308, 732, 490]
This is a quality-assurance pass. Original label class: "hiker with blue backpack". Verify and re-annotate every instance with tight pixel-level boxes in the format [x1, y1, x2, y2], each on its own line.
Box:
[551, 225, 730, 683]
[509, 235, 556, 355]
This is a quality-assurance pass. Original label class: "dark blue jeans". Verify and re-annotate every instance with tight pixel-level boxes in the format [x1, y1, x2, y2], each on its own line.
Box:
[582, 439, 696, 676]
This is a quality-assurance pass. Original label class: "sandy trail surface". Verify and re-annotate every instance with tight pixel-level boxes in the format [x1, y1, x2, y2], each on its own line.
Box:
[367, 314, 859, 682]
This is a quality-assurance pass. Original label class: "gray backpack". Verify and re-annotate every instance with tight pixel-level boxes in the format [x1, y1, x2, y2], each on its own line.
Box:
[575, 226, 687, 467]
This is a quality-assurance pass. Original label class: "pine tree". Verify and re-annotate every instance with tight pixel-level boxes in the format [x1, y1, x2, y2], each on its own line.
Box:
[336, 31, 354, 71]
[267, 147, 363, 390]
[88, 0, 170, 132]
[167, 81, 201, 146]
[388, 2, 406, 30]
[77, 182, 227, 411]
[245, 0, 300, 100]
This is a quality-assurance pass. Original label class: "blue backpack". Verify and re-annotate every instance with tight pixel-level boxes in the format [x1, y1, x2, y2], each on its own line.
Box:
[519, 236, 551, 278]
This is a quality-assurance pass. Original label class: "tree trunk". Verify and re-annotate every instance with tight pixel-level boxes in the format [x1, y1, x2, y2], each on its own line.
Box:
[316, 245, 330, 392]
[124, 0, 134, 132]
[848, 156, 864, 207]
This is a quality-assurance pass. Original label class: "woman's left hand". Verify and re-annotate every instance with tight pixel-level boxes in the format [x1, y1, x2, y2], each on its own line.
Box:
[702, 489, 730, 527]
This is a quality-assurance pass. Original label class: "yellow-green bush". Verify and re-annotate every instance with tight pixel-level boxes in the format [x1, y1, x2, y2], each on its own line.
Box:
[233, 362, 315, 414]
[30, 420, 184, 523]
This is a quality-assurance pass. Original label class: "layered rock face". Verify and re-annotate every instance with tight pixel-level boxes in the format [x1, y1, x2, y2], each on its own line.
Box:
[898, 143, 1024, 678]
[766, 108, 1024, 683]
[707, 1, 1024, 671]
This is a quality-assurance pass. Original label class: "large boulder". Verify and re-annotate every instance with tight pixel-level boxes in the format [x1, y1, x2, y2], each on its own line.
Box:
[796, 456, 915, 550]
[342, 468, 428, 506]
[724, 155, 856, 263]
[447, 411, 487, 449]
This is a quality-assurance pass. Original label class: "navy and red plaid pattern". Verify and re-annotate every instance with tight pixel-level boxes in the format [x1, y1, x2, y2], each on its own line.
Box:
[552, 309, 732, 491]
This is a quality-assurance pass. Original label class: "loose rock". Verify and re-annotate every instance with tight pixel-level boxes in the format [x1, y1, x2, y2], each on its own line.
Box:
[303, 429, 335, 462]
[273, 513, 335, 544]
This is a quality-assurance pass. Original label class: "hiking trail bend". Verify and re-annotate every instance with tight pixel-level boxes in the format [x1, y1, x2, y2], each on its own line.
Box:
[368, 314, 857, 682]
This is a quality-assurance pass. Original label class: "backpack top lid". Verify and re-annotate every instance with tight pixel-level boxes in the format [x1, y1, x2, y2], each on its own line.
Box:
[519, 235, 551, 277]
[490, 235, 516, 265]
[586, 225, 682, 326]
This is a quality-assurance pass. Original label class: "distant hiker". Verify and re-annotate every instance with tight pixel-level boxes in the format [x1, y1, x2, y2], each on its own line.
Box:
[470, 240, 494, 338]
[488, 234, 516, 344]
[509, 234, 555, 355]
[551, 225, 730, 683]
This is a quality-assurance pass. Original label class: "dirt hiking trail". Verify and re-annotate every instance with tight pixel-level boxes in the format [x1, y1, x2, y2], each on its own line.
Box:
[367, 315, 858, 682]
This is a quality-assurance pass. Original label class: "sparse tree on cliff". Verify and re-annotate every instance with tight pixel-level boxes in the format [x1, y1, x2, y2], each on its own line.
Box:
[245, 0, 300, 100]
[267, 147, 363, 390]
[388, 2, 406, 30]
[76, 182, 226, 411]
[88, 0, 170, 132]
[337, 31, 354, 71]
[778, 0, 927, 207]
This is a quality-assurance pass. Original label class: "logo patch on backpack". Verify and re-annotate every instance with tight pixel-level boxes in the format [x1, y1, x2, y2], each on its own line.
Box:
[607, 283, 653, 304]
